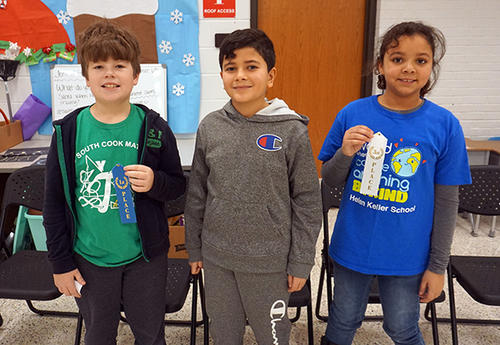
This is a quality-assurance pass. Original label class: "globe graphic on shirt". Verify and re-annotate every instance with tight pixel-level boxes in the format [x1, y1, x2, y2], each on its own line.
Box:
[390, 147, 422, 177]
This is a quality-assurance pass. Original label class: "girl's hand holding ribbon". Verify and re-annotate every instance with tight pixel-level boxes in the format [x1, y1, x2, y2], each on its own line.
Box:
[342, 125, 373, 156]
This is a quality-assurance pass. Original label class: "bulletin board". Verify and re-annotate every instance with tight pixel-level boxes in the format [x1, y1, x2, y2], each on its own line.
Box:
[50, 63, 167, 121]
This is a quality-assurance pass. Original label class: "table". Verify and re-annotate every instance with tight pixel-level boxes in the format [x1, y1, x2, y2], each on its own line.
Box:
[465, 138, 500, 154]
[465, 138, 500, 165]
[0, 136, 51, 173]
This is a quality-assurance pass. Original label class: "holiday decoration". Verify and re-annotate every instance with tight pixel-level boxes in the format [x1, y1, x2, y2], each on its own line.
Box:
[0, 0, 75, 65]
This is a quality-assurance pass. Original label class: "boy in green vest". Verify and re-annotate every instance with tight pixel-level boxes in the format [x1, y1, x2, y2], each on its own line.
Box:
[43, 20, 185, 344]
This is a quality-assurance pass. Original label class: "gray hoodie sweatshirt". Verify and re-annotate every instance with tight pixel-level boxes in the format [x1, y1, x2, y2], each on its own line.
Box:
[185, 98, 322, 278]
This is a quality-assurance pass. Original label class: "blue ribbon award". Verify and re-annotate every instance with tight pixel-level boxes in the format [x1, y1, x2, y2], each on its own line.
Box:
[111, 164, 137, 224]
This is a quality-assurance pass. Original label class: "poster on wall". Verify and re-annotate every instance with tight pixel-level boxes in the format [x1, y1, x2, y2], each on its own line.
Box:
[0, 0, 201, 135]
[203, 0, 236, 18]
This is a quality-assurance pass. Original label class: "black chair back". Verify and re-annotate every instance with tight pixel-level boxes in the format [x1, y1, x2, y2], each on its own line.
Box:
[164, 172, 189, 218]
[459, 165, 500, 216]
[321, 180, 344, 212]
[0, 166, 45, 249]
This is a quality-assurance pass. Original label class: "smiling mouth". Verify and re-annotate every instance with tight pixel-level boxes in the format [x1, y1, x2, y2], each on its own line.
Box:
[399, 79, 416, 83]
[102, 84, 119, 88]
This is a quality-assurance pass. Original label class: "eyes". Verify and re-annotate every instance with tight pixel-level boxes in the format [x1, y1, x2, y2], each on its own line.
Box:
[390, 56, 429, 65]
[224, 65, 259, 72]
[92, 63, 128, 70]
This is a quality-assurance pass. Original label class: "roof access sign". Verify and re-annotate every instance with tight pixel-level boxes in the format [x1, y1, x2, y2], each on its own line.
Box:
[203, 0, 236, 18]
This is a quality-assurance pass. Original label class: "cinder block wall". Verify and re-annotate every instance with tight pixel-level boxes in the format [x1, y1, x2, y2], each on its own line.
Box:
[376, 0, 500, 139]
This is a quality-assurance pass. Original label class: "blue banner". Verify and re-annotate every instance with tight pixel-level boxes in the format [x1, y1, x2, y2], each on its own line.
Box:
[32, 0, 200, 135]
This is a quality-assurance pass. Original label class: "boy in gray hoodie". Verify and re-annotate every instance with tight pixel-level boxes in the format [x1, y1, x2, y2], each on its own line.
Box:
[185, 28, 322, 345]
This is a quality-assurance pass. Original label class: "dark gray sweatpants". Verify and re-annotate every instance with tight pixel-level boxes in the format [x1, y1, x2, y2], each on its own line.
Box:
[74, 253, 167, 345]
[204, 259, 291, 345]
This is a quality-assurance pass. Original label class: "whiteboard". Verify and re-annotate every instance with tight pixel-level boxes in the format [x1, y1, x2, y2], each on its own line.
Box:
[50, 64, 167, 121]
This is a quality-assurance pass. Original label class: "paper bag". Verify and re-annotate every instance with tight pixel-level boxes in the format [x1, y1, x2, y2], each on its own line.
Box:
[168, 225, 188, 259]
[0, 108, 23, 152]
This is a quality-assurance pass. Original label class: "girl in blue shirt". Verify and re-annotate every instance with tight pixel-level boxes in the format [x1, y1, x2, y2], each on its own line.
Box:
[319, 22, 471, 345]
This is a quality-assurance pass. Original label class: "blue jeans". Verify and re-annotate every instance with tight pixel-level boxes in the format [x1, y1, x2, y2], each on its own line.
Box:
[325, 261, 425, 345]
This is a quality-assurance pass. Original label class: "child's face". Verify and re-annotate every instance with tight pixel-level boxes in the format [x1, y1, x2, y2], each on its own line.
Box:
[85, 58, 139, 107]
[220, 47, 276, 112]
[378, 34, 433, 101]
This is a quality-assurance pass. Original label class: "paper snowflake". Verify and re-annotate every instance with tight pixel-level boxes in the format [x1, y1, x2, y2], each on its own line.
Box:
[57, 10, 71, 25]
[170, 9, 183, 24]
[158, 40, 173, 54]
[182, 53, 195, 67]
[4, 42, 20, 59]
[22, 47, 32, 57]
[172, 82, 185, 96]
[9, 42, 19, 51]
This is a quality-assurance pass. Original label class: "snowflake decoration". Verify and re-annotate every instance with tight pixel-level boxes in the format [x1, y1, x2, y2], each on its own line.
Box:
[170, 9, 183, 24]
[158, 40, 173, 54]
[4, 42, 20, 59]
[172, 82, 185, 97]
[182, 53, 195, 67]
[9, 42, 19, 51]
[23, 47, 32, 57]
[57, 10, 71, 25]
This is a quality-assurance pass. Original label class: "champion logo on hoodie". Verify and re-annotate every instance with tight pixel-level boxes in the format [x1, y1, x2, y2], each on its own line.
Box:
[256, 134, 282, 151]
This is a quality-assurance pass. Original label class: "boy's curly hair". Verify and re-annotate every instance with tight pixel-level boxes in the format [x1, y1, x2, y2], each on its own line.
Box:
[78, 20, 141, 79]
[219, 28, 275, 71]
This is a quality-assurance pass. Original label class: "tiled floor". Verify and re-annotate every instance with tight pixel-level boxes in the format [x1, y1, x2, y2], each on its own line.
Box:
[0, 211, 499, 344]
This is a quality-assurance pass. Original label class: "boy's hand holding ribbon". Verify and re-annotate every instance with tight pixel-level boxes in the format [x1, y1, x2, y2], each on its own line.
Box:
[124, 164, 155, 193]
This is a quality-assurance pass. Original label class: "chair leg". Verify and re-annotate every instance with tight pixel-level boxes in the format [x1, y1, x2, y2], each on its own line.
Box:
[325, 259, 333, 314]
[74, 313, 83, 345]
[489, 216, 496, 237]
[470, 214, 480, 237]
[307, 290, 314, 345]
[198, 273, 209, 345]
[315, 260, 329, 322]
[429, 302, 439, 345]
[316, 213, 333, 322]
[190, 274, 198, 345]
[289, 307, 301, 323]
[447, 264, 459, 345]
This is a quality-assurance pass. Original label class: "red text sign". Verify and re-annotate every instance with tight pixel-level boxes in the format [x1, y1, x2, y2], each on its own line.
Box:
[203, 0, 236, 18]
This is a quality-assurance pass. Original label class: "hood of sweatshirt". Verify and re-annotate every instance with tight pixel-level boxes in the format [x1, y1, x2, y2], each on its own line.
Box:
[223, 98, 310, 125]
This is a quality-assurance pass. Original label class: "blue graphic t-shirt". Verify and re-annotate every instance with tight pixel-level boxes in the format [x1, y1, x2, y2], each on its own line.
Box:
[318, 95, 471, 275]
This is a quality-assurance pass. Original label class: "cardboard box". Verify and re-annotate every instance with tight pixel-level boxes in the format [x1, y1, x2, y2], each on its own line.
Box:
[0, 120, 23, 152]
[168, 225, 188, 259]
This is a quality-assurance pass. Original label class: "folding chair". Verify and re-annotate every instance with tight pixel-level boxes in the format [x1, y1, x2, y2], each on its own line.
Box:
[0, 166, 79, 335]
[315, 180, 343, 322]
[315, 180, 444, 344]
[289, 278, 314, 345]
[459, 165, 500, 237]
[446, 165, 500, 345]
[162, 177, 209, 345]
